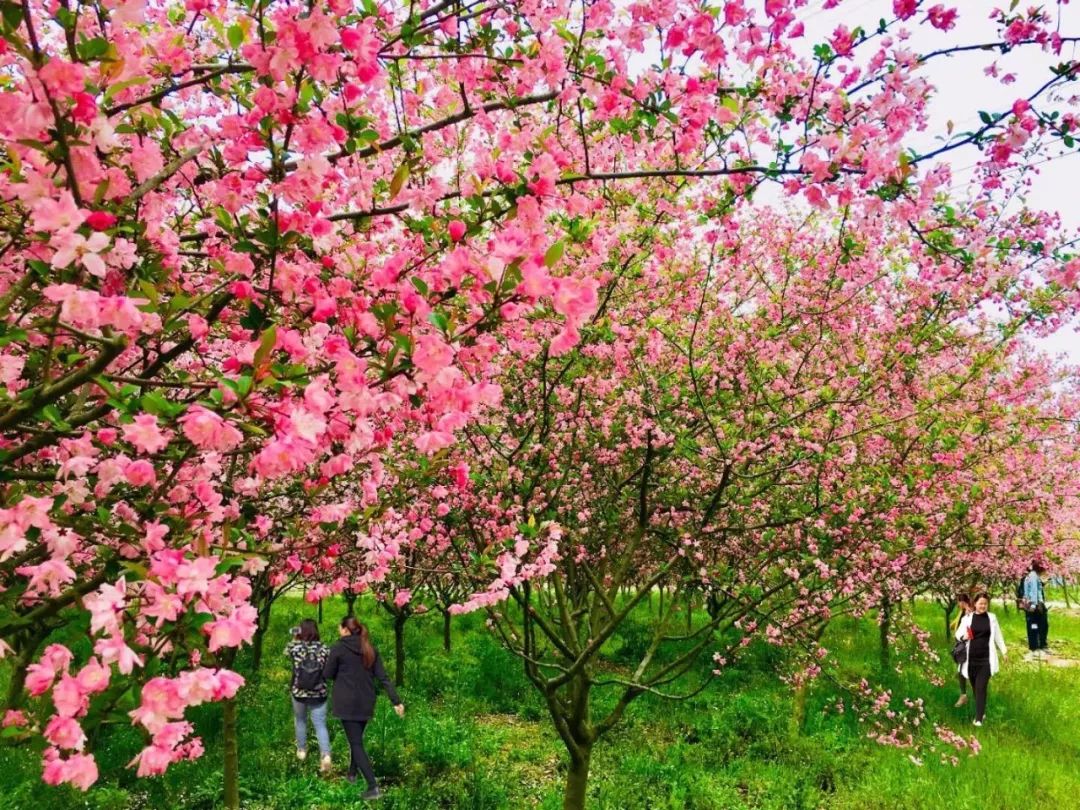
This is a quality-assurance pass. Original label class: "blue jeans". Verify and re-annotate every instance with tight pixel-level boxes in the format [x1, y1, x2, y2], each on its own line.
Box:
[292, 698, 330, 756]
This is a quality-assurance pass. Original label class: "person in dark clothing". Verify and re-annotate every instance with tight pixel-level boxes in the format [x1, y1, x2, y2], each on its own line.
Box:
[955, 593, 1007, 726]
[952, 593, 973, 708]
[1022, 561, 1050, 653]
[323, 615, 404, 799]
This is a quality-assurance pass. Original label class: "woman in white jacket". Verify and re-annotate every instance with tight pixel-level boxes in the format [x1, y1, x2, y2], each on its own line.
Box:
[955, 592, 1007, 726]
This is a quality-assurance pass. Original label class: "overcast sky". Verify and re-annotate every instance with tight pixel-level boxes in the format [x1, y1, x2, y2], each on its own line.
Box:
[798, 0, 1080, 364]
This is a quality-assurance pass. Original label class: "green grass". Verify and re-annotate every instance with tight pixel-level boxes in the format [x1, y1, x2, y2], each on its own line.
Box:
[2, 597, 1079, 809]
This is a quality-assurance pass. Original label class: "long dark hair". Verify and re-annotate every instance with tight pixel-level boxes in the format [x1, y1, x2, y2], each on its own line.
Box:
[341, 615, 376, 669]
[298, 619, 320, 642]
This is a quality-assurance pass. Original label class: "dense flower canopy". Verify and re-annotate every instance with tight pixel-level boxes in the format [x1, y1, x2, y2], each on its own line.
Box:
[0, 0, 1078, 792]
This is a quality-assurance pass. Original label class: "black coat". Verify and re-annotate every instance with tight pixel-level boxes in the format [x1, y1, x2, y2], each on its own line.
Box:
[323, 635, 401, 721]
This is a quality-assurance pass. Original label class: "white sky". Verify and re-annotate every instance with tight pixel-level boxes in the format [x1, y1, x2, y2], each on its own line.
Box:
[798, 0, 1080, 364]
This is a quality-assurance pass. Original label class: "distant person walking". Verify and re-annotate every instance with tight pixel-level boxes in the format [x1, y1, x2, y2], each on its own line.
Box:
[953, 594, 974, 708]
[285, 619, 332, 772]
[955, 593, 1007, 727]
[324, 616, 405, 800]
[1022, 561, 1050, 654]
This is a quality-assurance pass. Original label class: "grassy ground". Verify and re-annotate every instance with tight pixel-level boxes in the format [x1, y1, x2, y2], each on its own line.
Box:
[2, 596, 1078, 809]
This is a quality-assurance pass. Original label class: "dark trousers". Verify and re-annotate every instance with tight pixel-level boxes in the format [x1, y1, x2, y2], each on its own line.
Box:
[968, 661, 991, 722]
[1025, 608, 1049, 650]
[340, 720, 376, 789]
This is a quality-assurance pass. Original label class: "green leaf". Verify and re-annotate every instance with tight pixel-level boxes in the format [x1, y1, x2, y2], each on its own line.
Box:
[240, 302, 268, 331]
[253, 325, 277, 369]
[410, 276, 429, 296]
[77, 37, 110, 60]
[544, 240, 565, 267]
[0, 1, 23, 31]
[427, 310, 450, 333]
[389, 162, 410, 199]
[227, 23, 244, 48]
[41, 403, 70, 429]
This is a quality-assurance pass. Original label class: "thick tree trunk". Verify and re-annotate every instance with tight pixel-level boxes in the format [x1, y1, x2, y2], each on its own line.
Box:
[879, 596, 891, 673]
[3, 629, 47, 710]
[562, 746, 592, 810]
[222, 698, 240, 810]
[393, 613, 406, 687]
[442, 609, 452, 653]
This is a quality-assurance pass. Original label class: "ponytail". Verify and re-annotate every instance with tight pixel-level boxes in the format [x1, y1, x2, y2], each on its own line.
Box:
[340, 615, 376, 669]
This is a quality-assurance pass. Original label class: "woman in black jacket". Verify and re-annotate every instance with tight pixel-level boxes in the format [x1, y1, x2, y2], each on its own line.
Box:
[323, 616, 404, 798]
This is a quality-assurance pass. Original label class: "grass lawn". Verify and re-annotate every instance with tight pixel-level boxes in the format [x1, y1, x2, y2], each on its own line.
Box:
[2, 595, 1078, 809]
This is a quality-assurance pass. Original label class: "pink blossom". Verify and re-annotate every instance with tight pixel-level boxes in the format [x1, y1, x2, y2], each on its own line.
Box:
[75, 658, 111, 694]
[3, 709, 27, 728]
[925, 5, 957, 31]
[50, 231, 111, 277]
[179, 406, 243, 452]
[31, 192, 84, 233]
[412, 334, 455, 376]
[122, 413, 171, 454]
[25, 661, 57, 696]
[124, 459, 157, 487]
[52, 673, 89, 718]
[204, 604, 257, 651]
[94, 634, 143, 674]
[45, 716, 87, 751]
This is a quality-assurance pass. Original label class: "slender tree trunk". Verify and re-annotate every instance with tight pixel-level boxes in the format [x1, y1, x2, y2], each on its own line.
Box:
[790, 680, 809, 739]
[393, 613, 406, 687]
[318, 598, 324, 623]
[222, 698, 239, 810]
[344, 590, 357, 617]
[1062, 581, 1073, 609]
[943, 603, 955, 643]
[562, 746, 592, 810]
[879, 596, 891, 673]
[251, 623, 266, 673]
[442, 609, 452, 653]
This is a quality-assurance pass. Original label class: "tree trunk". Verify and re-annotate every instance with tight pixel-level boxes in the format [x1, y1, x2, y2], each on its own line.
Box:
[1062, 581, 1073, 609]
[251, 620, 266, 673]
[222, 698, 240, 810]
[562, 746, 592, 810]
[3, 629, 48, 710]
[943, 603, 955, 643]
[879, 596, 891, 673]
[442, 609, 452, 653]
[393, 613, 406, 687]
[789, 680, 809, 739]
[318, 598, 324, 623]
[344, 590, 358, 617]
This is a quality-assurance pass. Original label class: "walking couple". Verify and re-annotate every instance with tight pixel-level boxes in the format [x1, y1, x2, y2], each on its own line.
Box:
[286, 616, 404, 800]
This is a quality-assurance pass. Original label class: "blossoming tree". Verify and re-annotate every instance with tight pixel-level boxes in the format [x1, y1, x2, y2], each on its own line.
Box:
[0, 0, 1078, 802]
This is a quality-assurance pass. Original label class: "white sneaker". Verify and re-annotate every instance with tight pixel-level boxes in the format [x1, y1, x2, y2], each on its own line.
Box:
[320, 754, 332, 773]
[973, 720, 982, 727]
[297, 749, 307, 762]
